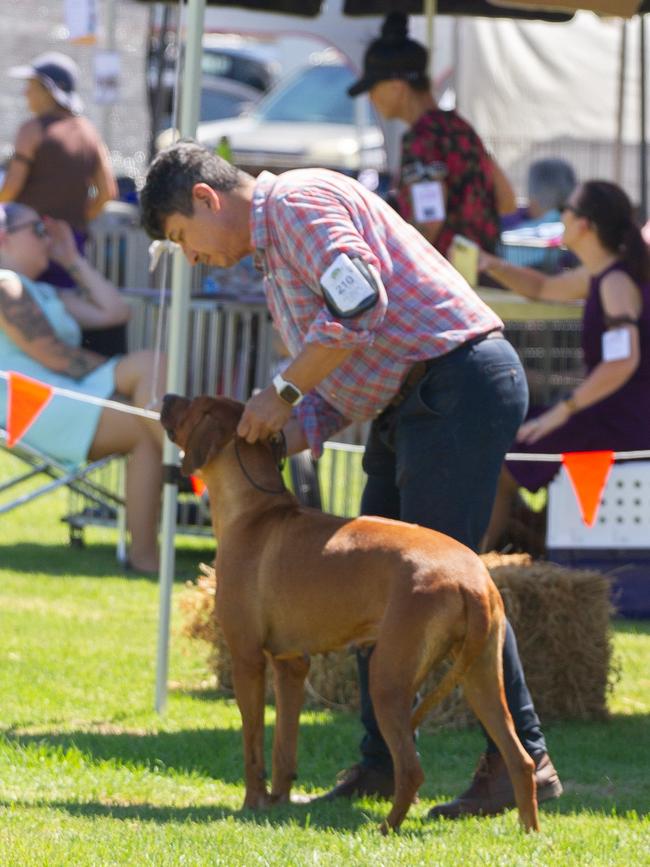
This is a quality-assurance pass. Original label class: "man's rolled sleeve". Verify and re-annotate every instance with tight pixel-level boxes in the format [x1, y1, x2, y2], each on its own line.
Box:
[304, 277, 389, 348]
[296, 391, 347, 458]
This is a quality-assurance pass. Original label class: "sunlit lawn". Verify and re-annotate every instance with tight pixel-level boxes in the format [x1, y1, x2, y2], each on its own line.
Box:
[0, 452, 649, 865]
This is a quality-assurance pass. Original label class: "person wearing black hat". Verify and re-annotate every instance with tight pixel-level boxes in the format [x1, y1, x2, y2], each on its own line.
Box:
[0, 52, 122, 356]
[349, 12, 514, 259]
[332, 13, 562, 821]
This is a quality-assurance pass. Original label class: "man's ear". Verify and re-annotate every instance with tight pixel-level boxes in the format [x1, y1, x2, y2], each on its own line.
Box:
[180, 414, 225, 476]
[192, 182, 221, 213]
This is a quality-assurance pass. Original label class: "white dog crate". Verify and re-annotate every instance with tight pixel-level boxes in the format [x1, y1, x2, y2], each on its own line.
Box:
[546, 461, 650, 617]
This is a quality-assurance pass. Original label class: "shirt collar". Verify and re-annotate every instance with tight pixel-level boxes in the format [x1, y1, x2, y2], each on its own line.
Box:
[250, 170, 278, 263]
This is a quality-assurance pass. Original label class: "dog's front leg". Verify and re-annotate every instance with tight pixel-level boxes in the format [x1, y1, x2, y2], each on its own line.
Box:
[231, 649, 269, 809]
[269, 655, 310, 803]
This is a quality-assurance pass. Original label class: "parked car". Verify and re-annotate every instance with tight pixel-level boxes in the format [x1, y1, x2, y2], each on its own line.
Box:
[148, 35, 281, 132]
[157, 55, 387, 183]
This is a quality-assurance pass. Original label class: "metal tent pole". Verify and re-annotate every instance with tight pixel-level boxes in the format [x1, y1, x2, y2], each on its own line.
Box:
[155, 0, 206, 714]
[640, 13, 648, 221]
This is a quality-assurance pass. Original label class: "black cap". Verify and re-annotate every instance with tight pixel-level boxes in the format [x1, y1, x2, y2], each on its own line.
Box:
[348, 12, 429, 97]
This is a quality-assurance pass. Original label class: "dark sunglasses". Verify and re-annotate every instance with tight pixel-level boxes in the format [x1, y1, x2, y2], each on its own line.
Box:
[6, 219, 48, 239]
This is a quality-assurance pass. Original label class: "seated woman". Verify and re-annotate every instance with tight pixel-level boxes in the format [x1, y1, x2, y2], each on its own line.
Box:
[0, 203, 165, 573]
[480, 180, 650, 552]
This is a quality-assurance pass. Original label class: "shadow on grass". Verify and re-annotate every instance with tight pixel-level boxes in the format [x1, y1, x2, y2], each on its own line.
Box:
[4, 714, 649, 820]
[611, 618, 650, 636]
[0, 797, 394, 833]
[4, 720, 363, 789]
[0, 542, 213, 581]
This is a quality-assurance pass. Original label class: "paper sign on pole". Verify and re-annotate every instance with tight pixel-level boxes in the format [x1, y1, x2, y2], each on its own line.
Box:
[94, 50, 121, 105]
[65, 0, 97, 45]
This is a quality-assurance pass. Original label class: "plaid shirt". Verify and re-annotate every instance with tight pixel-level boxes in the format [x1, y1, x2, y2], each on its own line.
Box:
[251, 169, 502, 456]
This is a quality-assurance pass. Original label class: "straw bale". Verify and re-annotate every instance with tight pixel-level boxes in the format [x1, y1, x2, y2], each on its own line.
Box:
[180, 554, 617, 728]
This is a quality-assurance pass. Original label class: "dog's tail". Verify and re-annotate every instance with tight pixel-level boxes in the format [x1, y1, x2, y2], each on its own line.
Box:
[410, 585, 495, 731]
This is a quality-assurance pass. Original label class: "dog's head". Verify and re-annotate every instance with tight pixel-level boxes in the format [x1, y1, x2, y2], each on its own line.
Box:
[160, 394, 244, 476]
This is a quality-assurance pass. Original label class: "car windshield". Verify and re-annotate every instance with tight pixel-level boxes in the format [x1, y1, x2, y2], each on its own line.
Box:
[200, 89, 254, 122]
[254, 64, 370, 125]
[201, 49, 273, 93]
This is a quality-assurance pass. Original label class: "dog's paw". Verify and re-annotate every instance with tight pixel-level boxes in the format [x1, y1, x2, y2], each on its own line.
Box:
[268, 792, 290, 805]
[242, 792, 271, 811]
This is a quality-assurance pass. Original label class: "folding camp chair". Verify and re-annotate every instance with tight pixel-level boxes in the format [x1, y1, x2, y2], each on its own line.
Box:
[0, 427, 127, 560]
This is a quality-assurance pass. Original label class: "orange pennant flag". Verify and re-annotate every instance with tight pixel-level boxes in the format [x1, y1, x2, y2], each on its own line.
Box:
[6, 372, 53, 447]
[562, 450, 615, 527]
[190, 475, 207, 496]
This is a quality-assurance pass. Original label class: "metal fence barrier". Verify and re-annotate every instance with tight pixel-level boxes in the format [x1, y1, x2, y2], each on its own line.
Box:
[126, 289, 274, 401]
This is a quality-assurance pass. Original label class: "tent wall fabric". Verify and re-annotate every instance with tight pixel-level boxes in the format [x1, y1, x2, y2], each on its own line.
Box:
[458, 13, 640, 144]
[455, 12, 643, 197]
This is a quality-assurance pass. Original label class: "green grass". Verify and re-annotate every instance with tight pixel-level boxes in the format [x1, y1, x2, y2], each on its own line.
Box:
[1, 454, 649, 865]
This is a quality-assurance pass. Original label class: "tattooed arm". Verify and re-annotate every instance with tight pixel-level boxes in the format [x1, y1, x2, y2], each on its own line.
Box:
[0, 273, 105, 380]
[45, 218, 131, 329]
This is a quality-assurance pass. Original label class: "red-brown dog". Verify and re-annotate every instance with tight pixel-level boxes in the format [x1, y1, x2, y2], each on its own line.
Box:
[161, 393, 539, 833]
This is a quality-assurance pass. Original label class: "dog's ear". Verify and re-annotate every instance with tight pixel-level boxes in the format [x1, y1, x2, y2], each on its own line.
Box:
[181, 415, 223, 476]
[180, 400, 243, 476]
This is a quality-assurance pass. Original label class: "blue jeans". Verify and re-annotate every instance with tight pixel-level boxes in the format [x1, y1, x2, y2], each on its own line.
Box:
[356, 335, 547, 770]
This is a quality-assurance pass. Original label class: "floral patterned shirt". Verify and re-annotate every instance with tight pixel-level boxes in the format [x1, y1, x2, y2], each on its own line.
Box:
[395, 108, 500, 258]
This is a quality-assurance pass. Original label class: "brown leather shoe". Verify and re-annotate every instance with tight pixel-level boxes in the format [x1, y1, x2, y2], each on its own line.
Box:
[427, 751, 563, 820]
[311, 763, 395, 802]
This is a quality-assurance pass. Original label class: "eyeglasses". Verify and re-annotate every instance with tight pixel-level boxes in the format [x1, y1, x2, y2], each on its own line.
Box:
[6, 219, 48, 239]
[562, 204, 584, 217]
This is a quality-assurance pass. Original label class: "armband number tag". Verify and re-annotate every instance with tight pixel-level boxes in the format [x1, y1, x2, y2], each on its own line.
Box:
[411, 180, 446, 223]
[602, 327, 632, 361]
[320, 253, 379, 318]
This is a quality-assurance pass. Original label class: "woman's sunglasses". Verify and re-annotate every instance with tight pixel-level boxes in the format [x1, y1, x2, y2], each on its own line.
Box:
[6, 219, 48, 239]
[562, 204, 584, 217]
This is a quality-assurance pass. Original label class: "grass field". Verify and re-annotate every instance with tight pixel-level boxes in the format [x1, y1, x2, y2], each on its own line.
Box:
[1, 454, 649, 866]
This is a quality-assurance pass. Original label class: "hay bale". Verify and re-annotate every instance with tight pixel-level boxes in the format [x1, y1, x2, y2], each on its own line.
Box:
[180, 554, 616, 727]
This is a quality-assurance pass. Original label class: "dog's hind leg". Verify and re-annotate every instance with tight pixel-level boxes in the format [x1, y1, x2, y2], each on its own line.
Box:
[269, 654, 310, 803]
[461, 619, 539, 832]
[370, 634, 426, 833]
[230, 648, 270, 810]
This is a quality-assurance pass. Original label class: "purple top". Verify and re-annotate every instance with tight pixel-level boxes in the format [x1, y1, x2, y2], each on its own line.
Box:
[508, 261, 650, 492]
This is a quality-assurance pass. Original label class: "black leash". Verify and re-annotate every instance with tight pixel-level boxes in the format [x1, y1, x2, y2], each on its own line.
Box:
[233, 431, 287, 495]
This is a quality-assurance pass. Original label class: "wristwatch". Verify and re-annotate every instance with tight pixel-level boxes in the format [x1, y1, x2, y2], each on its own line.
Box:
[272, 373, 304, 406]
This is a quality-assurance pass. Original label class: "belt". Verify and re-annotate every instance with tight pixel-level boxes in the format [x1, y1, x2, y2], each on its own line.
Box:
[387, 329, 504, 411]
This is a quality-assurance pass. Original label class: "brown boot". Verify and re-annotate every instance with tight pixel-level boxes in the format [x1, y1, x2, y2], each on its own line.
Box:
[310, 763, 394, 802]
[428, 751, 563, 820]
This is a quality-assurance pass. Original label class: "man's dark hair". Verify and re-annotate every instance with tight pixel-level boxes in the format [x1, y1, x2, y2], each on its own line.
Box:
[140, 139, 242, 239]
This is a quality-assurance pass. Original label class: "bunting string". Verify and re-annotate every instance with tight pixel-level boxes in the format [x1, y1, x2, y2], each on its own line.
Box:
[0, 370, 160, 421]
[3, 369, 649, 528]
[3, 367, 650, 459]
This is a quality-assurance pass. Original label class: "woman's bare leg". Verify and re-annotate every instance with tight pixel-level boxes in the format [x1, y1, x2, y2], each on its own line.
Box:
[481, 466, 520, 554]
[113, 350, 167, 446]
[88, 405, 162, 572]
